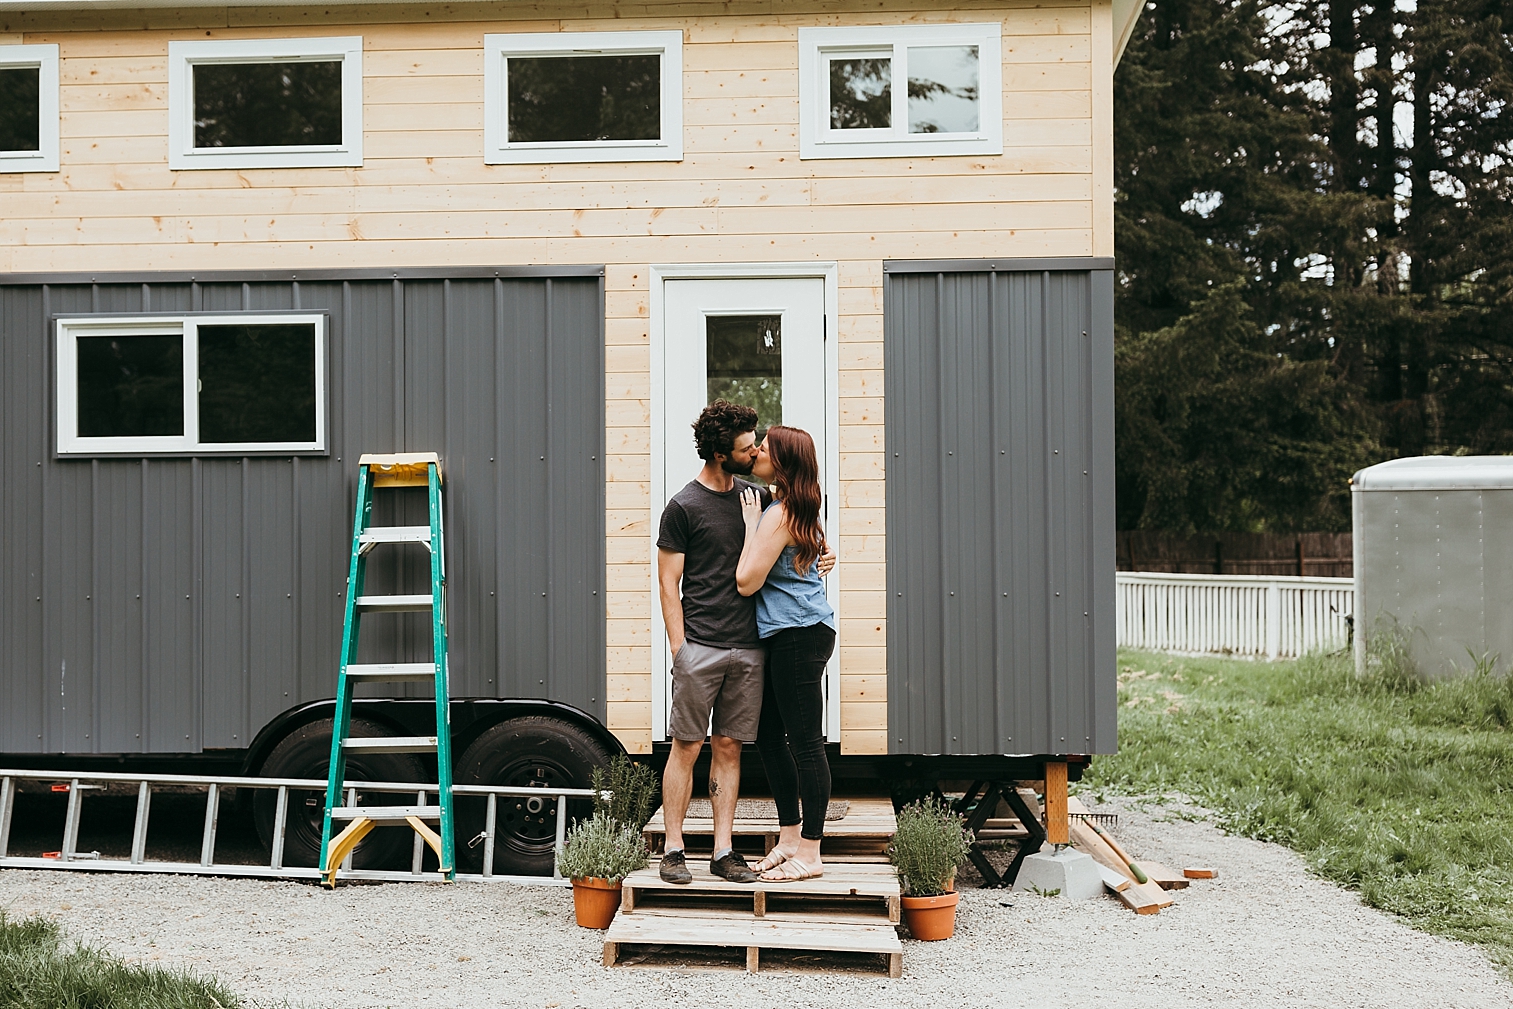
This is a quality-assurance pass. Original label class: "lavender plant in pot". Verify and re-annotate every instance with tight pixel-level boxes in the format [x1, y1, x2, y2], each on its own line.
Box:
[888, 797, 973, 940]
[555, 755, 656, 929]
[555, 813, 649, 929]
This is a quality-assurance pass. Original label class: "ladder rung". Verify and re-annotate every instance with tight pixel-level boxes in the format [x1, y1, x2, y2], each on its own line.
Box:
[355, 595, 434, 612]
[331, 806, 441, 821]
[342, 736, 437, 753]
[359, 526, 432, 546]
[343, 662, 438, 682]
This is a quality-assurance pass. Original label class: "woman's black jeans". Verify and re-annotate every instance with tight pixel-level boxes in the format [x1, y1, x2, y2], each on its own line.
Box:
[754, 622, 836, 841]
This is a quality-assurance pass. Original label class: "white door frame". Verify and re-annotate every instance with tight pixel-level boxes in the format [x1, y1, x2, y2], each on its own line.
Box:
[648, 262, 842, 743]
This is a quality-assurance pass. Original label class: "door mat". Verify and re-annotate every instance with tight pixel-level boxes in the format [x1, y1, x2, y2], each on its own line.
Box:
[683, 798, 850, 821]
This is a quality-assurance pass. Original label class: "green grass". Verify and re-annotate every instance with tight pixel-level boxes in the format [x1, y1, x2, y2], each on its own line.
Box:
[1085, 647, 1513, 970]
[0, 911, 249, 1008]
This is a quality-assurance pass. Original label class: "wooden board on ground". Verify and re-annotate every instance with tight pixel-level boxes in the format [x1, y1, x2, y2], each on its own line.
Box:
[642, 797, 896, 855]
[1067, 819, 1173, 913]
[623, 857, 900, 923]
[1135, 860, 1190, 890]
[604, 910, 902, 977]
[1184, 866, 1218, 879]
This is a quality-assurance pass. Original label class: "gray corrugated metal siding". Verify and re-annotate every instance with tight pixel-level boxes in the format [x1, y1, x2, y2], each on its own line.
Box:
[0, 273, 605, 754]
[884, 264, 1116, 755]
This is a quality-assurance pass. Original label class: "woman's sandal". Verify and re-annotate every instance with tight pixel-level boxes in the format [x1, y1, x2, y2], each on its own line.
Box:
[753, 847, 795, 873]
[760, 857, 823, 882]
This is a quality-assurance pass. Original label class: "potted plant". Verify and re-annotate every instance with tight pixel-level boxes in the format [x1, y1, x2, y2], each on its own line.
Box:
[555, 812, 649, 929]
[888, 797, 973, 940]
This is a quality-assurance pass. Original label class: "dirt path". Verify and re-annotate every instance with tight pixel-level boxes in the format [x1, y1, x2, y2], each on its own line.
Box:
[3, 798, 1509, 1008]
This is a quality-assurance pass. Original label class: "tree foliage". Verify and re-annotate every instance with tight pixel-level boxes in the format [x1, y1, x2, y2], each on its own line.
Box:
[1116, 0, 1513, 532]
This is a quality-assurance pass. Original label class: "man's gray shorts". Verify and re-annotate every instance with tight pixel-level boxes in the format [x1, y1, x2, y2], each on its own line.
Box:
[669, 640, 765, 743]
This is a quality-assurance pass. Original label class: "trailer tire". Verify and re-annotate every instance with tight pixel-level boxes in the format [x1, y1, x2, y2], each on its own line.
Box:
[252, 717, 425, 870]
[454, 715, 614, 877]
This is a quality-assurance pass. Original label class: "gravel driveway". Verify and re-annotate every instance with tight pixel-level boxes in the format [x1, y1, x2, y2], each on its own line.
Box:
[3, 797, 1509, 1008]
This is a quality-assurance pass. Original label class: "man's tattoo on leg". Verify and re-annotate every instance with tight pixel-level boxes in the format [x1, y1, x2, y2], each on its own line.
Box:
[709, 778, 720, 796]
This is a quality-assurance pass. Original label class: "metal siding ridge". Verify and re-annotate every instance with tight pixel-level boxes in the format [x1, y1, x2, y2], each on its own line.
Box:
[0, 266, 606, 286]
[884, 258, 1116, 274]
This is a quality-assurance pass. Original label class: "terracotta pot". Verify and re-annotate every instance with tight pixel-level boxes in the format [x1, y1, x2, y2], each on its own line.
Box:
[901, 890, 960, 941]
[571, 876, 621, 929]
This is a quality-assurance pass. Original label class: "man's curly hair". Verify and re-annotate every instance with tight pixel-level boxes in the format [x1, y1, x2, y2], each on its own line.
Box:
[692, 400, 758, 461]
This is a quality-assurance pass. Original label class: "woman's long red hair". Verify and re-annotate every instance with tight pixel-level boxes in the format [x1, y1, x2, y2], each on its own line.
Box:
[763, 425, 825, 575]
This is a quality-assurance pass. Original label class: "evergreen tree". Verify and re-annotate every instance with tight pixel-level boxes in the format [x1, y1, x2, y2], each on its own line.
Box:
[1115, 0, 1513, 532]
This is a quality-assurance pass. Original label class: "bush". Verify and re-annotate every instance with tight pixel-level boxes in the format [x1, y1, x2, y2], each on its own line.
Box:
[591, 754, 658, 831]
[0, 911, 247, 1008]
[888, 797, 973, 897]
[555, 813, 649, 883]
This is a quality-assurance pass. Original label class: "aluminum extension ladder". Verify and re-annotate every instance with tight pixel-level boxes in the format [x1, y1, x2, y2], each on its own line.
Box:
[319, 453, 455, 886]
[0, 768, 592, 885]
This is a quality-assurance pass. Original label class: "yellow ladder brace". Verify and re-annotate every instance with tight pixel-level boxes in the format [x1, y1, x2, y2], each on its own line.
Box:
[322, 815, 446, 888]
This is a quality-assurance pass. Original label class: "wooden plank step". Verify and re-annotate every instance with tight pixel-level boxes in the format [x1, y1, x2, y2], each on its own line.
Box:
[643, 797, 897, 847]
[623, 858, 900, 923]
[622, 896, 899, 928]
[604, 909, 902, 977]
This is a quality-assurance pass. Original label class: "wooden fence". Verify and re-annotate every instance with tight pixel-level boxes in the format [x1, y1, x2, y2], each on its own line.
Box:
[1116, 572, 1355, 659]
[1116, 531, 1353, 578]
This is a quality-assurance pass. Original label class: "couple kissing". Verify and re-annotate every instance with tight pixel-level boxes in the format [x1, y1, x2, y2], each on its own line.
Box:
[656, 400, 837, 886]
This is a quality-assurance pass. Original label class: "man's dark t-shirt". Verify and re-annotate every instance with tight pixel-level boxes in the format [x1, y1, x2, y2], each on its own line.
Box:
[658, 478, 772, 648]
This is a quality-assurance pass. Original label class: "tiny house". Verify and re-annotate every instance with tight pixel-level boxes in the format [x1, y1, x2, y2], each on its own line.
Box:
[0, 0, 1135, 819]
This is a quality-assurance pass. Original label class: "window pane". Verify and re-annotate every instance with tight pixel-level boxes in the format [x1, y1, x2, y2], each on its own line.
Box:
[198, 324, 317, 444]
[193, 61, 343, 149]
[908, 46, 979, 134]
[707, 315, 782, 439]
[829, 57, 891, 130]
[77, 335, 184, 438]
[0, 66, 41, 152]
[507, 55, 660, 143]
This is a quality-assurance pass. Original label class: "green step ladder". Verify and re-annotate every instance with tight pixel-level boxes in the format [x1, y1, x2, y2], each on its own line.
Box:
[320, 453, 455, 886]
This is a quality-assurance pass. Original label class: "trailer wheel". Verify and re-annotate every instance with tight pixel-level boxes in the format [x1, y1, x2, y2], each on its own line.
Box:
[252, 717, 425, 870]
[454, 715, 614, 877]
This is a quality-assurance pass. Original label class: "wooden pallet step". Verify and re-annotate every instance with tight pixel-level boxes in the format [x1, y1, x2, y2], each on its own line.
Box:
[642, 797, 897, 840]
[622, 895, 898, 927]
[623, 858, 901, 923]
[605, 909, 902, 977]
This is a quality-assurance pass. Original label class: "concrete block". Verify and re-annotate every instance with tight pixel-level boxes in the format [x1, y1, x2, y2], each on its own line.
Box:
[1010, 847, 1104, 900]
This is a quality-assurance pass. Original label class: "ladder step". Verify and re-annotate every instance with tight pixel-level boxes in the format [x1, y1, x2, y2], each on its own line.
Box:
[355, 595, 434, 612]
[342, 736, 437, 753]
[343, 662, 438, 682]
[359, 526, 432, 546]
[331, 806, 441, 821]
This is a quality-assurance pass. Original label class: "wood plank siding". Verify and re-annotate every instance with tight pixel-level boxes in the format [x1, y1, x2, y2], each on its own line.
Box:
[1, 0, 1113, 755]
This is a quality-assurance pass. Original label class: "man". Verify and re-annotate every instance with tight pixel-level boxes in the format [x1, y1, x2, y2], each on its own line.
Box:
[656, 400, 833, 884]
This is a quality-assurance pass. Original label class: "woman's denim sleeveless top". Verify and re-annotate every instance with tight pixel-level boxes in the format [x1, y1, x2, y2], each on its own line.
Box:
[754, 504, 837, 639]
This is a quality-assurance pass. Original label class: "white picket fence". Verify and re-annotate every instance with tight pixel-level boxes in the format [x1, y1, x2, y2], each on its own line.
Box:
[1116, 571, 1354, 659]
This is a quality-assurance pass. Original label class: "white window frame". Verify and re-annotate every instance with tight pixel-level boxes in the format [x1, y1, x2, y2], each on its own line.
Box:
[0, 44, 60, 173]
[798, 24, 1002, 160]
[483, 30, 683, 164]
[56, 313, 328, 456]
[168, 37, 362, 170]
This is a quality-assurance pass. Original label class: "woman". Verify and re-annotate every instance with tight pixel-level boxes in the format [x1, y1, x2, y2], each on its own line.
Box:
[735, 425, 836, 882]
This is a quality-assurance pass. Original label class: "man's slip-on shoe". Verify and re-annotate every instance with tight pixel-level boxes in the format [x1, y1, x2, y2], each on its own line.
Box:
[709, 851, 759, 883]
[658, 849, 693, 884]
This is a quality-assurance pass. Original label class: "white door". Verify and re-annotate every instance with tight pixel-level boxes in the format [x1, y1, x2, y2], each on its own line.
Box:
[653, 276, 839, 740]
